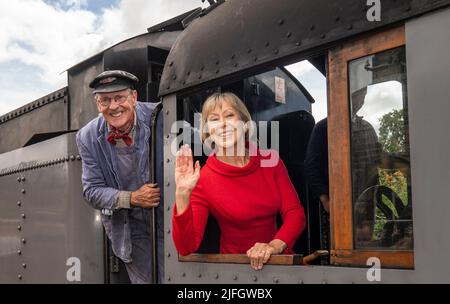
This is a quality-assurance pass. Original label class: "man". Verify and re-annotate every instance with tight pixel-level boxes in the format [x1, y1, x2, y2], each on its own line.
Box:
[76, 70, 163, 284]
[304, 118, 329, 213]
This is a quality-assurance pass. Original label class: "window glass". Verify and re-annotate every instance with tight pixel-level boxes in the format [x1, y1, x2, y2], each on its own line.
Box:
[349, 46, 413, 250]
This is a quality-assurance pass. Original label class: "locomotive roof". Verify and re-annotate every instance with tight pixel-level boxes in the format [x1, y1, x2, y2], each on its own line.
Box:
[159, 0, 450, 96]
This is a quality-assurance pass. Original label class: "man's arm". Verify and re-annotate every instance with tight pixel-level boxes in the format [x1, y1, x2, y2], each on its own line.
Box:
[76, 132, 120, 210]
[304, 121, 329, 200]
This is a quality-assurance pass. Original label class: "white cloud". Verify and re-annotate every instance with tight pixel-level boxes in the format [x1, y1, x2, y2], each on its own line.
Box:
[285, 61, 315, 78]
[0, 0, 205, 116]
[357, 81, 404, 134]
[285, 60, 328, 122]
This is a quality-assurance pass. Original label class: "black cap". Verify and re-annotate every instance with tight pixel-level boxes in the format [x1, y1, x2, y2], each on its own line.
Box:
[89, 70, 139, 94]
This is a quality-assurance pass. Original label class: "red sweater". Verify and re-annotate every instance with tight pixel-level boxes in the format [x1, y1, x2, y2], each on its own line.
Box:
[172, 148, 306, 256]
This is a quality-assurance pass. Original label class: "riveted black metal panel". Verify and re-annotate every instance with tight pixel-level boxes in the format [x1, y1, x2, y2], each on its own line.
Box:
[0, 88, 68, 154]
[159, 0, 450, 96]
[0, 133, 104, 283]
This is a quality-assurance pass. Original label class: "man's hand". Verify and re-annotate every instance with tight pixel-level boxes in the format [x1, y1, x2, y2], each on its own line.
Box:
[320, 194, 330, 213]
[131, 183, 160, 208]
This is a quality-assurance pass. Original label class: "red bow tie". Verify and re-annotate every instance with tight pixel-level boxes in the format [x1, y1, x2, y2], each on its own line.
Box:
[107, 132, 133, 146]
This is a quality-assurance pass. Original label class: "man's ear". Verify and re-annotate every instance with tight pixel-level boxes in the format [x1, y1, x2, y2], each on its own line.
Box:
[94, 97, 102, 112]
[132, 90, 138, 106]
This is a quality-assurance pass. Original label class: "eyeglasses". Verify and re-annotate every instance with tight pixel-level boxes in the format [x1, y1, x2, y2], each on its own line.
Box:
[96, 93, 131, 107]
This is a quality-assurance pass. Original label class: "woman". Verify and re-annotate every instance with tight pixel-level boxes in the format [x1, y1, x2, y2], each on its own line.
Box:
[172, 92, 306, 270]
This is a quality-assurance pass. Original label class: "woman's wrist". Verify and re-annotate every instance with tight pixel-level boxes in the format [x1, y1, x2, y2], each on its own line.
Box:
[175, 189, 191, 215]
[175, 188, 192, 198]
[269, 239, 287, 254]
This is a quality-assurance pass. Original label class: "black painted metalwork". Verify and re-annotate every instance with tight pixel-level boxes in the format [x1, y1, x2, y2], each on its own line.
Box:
[159, 0, 450, 96]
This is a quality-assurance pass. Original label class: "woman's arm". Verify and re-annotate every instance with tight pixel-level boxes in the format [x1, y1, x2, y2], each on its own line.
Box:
[172, 145, 209, 256]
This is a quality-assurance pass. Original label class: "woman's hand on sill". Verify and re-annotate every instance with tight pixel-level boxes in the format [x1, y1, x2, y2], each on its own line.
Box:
[246, 239, 287, 270]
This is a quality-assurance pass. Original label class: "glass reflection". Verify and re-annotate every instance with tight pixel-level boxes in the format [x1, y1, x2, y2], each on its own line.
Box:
[349, 47, 413, 250]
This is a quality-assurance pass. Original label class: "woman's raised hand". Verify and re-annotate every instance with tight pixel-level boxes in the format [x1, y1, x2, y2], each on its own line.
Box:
[175, 144, 201, 197]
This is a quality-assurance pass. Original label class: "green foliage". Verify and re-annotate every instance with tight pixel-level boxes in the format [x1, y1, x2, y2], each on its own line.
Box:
[378, 109, 407, 153]
[373, 169, 409, 241]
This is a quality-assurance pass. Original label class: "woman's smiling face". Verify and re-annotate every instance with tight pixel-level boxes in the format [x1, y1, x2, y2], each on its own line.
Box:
[206, 101, 245, 150]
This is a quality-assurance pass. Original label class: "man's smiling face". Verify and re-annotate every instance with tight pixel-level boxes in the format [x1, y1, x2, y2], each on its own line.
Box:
[95, 89, 137, 131]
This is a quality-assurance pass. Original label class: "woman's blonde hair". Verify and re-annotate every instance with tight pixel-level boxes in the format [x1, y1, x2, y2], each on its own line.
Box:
[200, 92, 252, 143]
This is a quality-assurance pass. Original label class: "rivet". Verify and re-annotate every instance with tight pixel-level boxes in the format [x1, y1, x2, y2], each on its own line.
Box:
[299, 279, 304, 284]
[21, 238, 26, 244]
[186, 71, 191, 76]
[198, 75, 202, 79]
[18, 275, 22, 280]
[165, 110, 170, 115]
[335, 15, 340, 22]
[166, 85, 170, 90]
[21, 189, 26, 194]
[17, 225, 22, 231]
[215, 60, 220, 65]
[17, 201, 22, 207]
[169, 61, 174, 67]
[296, 41, 302, 46]
[17, 250, 22, 255]
[167, 229, 171, 234]
[247, 48, 252, 54]
[320, 33, 326, 39]
[70, 155, 75, 161]
[265, 41, 270, 47]
[252, 276, 257, 282]
[17, 177, 21, 182]
[286, 32, 292, 38]
[76, 155, 81, 161]
[405, 6, 411, 12]
[215, 69, 220, 74]
[65, 157, 69, 162]
[166, 182, 170, 186]
[166, 159, 170, 163]
[182, 80, 186, 85]
[278, 19, 284, 25]
[231, 54, 235, 60]
[310, 25, 315, 31]
[200, 66, 205, 71]
[167, 205, 171, 211]
[274, 278, 279, 283]
[22, 263, 26, 269]
[274, 49, 279, 55]
[182, 273, 186, 277]
[172, 75, 177, 80]
[347, 24, 353, 30]
[234, 63, 238, 67]
[233, 275, 238, 281]
[21, 177, 25, 182]
[21, 213, 26, 219]
[167, 252, 171, 258]
[198, 274, 202, 278]
[167, 276, 171, 282]
[253, 56, 258, 62]
[215, 273, 219, 279]
[323, 280, 328, 284]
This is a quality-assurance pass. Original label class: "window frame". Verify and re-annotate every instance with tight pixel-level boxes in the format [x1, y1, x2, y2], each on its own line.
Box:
[328, 25, 414, 269]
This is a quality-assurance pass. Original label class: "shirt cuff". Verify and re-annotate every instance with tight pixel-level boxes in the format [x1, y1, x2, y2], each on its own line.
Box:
[114, 191, 131, 210]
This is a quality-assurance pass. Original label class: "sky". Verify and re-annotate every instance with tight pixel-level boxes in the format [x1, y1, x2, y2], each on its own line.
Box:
[0, 0, 328, 121]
